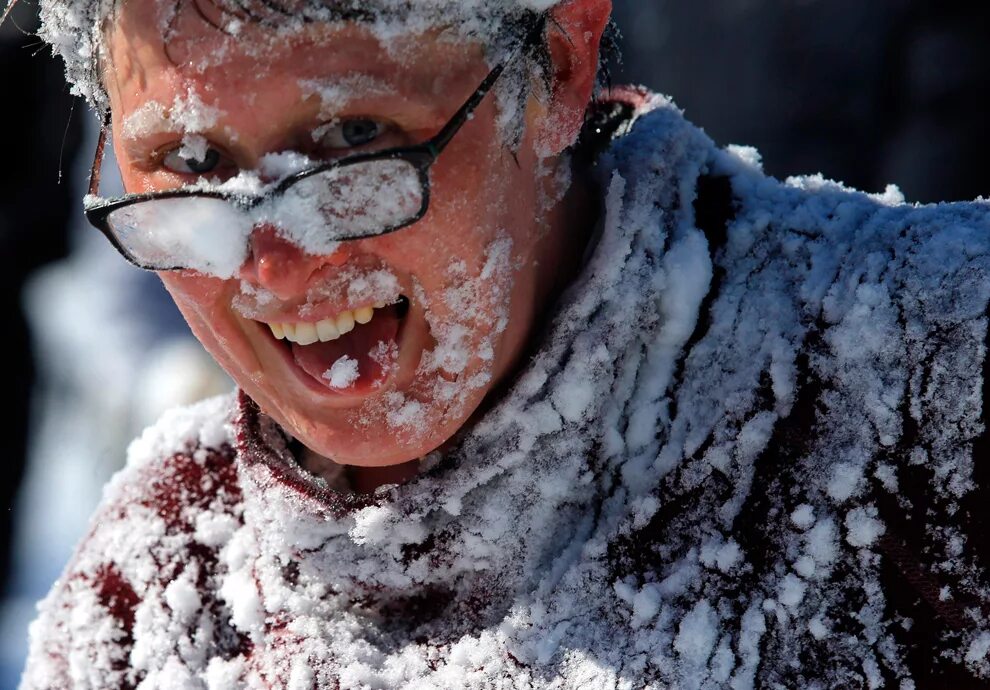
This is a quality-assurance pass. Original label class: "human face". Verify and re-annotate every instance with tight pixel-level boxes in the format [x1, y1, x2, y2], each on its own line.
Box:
[103, 1, 581, 467]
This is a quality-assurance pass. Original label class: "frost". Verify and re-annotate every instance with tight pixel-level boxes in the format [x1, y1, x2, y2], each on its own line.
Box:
[122, 90, 222, 139]
[845, 507, 885, 548]
[39, 0, 566, 110]
[827, 461, 864, 502]
[778, 573, 807, 608]
[22, 92, 990, 689]
[674, 601, 719, 668]
[966, 632, 990, 664]
[790, 504, 815, 530]
[323, 355, 360, 389]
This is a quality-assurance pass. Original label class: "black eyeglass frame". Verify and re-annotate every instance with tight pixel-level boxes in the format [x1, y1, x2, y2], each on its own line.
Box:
[84, 21, 543, 272]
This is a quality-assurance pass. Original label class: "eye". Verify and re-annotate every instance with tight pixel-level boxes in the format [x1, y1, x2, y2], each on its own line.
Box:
[316, 119, 385, 150]
[162, 147, 222, 175]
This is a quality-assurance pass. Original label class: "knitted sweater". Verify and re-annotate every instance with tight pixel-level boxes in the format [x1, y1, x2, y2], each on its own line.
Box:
[22, 92, 990, 689]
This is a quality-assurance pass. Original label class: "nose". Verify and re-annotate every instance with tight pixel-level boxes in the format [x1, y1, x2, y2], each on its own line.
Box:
[239, 224, 349, 300]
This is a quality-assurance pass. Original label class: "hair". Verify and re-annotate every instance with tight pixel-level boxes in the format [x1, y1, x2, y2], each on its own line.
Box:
[32, 0, 620, 119]
[152, 0, 620, 102]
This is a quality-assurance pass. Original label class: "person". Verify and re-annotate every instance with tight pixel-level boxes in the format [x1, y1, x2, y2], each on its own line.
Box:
[16, 0, 990, 687]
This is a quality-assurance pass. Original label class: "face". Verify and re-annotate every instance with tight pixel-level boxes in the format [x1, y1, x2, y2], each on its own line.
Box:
[102, 0, 604, 468]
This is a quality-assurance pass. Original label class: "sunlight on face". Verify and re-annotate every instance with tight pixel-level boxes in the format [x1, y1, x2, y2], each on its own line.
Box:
[102, 0, 578, 468]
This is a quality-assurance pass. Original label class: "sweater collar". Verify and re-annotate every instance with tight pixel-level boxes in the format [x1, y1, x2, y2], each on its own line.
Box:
[229, 93, 716, 611]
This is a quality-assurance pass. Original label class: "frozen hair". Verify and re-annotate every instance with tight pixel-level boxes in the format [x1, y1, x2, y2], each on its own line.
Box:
[31, 0, 618, 116]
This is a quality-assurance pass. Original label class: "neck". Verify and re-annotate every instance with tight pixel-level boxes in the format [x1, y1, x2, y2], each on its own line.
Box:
[347, 460, 421, 494]
[298, 444, 420, 494]
[297, 157, 600, 496]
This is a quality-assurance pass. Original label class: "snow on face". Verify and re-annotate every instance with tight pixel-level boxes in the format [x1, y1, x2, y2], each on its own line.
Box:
[122, 89, 223, 139]
[23, 84, 990, 689]
[100, 0, 572, 467]
[323, 355, 360, 388]
[39, 0, 562, 110]
[298, 75, 393, 122]
[372, 236, 515, 432]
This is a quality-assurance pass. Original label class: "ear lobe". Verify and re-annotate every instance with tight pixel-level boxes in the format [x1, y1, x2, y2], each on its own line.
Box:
[534, 0, 613, 155]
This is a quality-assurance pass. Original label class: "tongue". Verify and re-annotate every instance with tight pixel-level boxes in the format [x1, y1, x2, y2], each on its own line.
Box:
[292, 306, 401, 392]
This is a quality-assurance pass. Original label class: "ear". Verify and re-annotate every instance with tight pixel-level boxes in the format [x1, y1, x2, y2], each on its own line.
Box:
[531, 0, 613, 156]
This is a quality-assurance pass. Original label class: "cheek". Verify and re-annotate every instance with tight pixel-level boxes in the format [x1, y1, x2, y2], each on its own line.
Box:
[158, 273, 263, 375]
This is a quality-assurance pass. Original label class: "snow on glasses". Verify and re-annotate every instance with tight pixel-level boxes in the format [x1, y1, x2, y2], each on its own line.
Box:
[84, 23, 541, 277]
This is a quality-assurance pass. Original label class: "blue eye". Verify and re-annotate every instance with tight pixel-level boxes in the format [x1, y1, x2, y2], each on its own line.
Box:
[163, 147, 222, 174]
[318, 119, 384, 149]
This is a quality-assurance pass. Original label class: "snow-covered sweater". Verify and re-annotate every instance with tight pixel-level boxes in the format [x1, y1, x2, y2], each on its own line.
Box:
[21, 92, 990, 689]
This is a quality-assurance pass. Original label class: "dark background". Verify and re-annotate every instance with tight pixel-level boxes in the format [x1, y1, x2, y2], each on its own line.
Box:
[0, 0, 80, 598]
[611, 0, 990, 203]
[0, 0, 988, 680]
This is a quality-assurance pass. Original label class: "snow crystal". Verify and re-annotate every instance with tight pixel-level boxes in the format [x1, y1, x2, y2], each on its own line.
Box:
[699, 538, 743, 573]
[124, 393, 236, 470]
[808, 617, 830, 640]
[827, 461, 864, 502]
[794, 555, 817, 578]
[323, 355, 360, 389]
[39, 0, 565, 111]
[674, 600, 719, 668]
[194, 510, 240, 547]
[121, 90, 222, 140]
[629, 584, 662, 628]
[805, 518, 840, 570]
[162, 575, 201, 623]
[204, 657, 246, 690]
[790, 504, 816, 530]
[22, 91, 990, 690]
[966, 632, 990, 664]
[844, 507, 885, 548]
[778, 573, 807, 608]
[121, 101, 167, 140]
[299, 75, 392, 121]
[177, 133, 209, 163]
[258, 150, 320, 179]
[218, 560, 265, 641]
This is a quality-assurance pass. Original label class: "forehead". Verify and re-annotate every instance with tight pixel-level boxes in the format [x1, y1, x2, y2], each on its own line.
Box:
[103, 0, 488, 116]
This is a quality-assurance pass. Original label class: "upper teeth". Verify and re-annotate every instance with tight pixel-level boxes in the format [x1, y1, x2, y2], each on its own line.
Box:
[268, 304, 383, 344]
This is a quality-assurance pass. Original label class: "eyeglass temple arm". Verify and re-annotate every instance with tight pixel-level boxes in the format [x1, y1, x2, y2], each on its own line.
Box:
[426, 61, 508, 158]
[88, 112, 112, 197]
[427, 18, 544, 157]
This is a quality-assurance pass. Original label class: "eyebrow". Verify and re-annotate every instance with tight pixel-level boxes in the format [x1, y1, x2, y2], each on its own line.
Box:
[121, 91, 225, 141]
[297, 74, 393, 119]
[116, 82, 456, 172]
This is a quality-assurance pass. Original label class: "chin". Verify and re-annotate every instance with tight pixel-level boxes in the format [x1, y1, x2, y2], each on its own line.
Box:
[280, 402, 470, 468]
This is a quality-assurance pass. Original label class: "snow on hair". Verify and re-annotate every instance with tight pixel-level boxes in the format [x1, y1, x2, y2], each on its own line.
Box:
[34, 0, 569, 113]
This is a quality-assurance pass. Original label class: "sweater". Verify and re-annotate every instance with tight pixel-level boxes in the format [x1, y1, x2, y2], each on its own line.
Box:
[22, 91, 990, 689]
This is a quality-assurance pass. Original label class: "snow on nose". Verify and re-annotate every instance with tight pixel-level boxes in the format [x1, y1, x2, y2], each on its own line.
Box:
[240, 224, 349, 299]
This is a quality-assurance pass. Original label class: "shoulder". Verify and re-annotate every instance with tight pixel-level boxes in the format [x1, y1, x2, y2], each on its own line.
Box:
[21, 392, 245, 690]
[601, 101, 990, 681]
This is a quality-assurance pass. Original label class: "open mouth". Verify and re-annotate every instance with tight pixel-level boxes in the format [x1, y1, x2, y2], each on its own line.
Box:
[260, 296, 411, 395]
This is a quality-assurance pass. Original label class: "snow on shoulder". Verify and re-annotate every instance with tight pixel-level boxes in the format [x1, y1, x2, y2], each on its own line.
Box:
[19, 90, 990, 688]
[122, 391, 238, 473]
[22, 392, 245, 690]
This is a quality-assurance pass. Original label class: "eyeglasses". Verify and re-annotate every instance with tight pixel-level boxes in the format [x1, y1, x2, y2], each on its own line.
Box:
[84, 22, 541, 277]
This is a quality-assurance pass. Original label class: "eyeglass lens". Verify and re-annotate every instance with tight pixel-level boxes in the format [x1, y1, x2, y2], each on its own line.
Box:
[105, 158, 425, 277]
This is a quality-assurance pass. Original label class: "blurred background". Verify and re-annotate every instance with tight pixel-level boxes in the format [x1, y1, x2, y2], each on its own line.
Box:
[0, 0, 988, 684]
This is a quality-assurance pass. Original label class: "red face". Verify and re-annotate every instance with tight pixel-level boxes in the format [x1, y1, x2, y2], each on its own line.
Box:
[103, 0, 607, 470]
